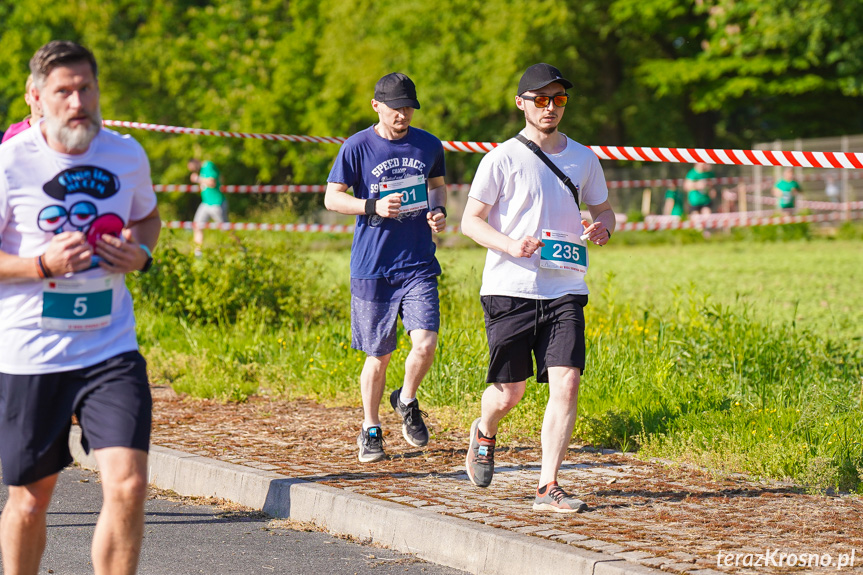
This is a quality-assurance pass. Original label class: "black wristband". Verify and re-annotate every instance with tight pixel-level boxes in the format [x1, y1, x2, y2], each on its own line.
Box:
[139, 244, 154, 273]
[607, 229, 612, 240]
[431, 206, 447, 218]
[365, 198, 377, 216]
[37, 255, 52, 278]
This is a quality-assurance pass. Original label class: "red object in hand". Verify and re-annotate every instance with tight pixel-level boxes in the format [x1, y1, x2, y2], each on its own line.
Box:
[86, 214, 124, 248]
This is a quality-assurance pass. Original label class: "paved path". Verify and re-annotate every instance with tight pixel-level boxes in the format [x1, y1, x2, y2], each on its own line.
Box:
[141, 395, 863, 575]
[0, 465, 466, 575]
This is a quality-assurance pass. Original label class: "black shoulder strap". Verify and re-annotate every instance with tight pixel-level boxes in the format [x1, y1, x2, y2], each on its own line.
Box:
[515, 134, 579, 205]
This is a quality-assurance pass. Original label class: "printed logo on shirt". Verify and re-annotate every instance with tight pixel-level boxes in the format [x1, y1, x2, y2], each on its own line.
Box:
[38, 166, 125, 255]
[43, 166, 120, 201]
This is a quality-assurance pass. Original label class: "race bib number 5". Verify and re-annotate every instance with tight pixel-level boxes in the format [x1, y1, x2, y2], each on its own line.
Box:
[539, 229, 587, 274]
[380, 175, 429, 213]
[41, 275, 117, 331]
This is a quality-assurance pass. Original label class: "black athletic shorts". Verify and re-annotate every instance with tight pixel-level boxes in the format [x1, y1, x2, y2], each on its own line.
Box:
[0, 350, 151, 487]
[481, 293, 587, 384]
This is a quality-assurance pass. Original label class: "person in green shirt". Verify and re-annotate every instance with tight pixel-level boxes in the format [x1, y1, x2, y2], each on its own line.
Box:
[773, 168, 802, 210]
[684, 163, 717, 215]
[663, 187, 685, 217]
[189, 159, 227, 257]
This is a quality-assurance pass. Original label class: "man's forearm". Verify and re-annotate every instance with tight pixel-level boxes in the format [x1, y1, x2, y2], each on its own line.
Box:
[0, 250, 40, 281]
[593, 208, 616, 236]
[461, 215, 513, 253]
[129, 215, 161, 250]
[428, 185, 447, 210]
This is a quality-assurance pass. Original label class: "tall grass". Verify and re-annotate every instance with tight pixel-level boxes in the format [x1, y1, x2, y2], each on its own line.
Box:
[131, 229, 863, 492]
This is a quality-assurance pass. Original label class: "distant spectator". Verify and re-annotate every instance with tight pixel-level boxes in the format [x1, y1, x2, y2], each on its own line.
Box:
[772, 168, 802, 210]
[188, 159, 227, 257]
[663, 187, 685, 217]
[2, 75, 43, 143]
[825, 175, 840, 204]
[684, 163, 716, 215]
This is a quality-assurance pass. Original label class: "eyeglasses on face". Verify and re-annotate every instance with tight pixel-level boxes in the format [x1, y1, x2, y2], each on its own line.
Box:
[520, 93, 568, 108]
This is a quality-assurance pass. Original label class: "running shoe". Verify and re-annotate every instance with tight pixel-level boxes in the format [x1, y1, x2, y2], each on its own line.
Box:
[357, 425, 386, 463]
[465, 417, 495, 487]
[390, 388, 429, 447]
[532, 481, 588, 513]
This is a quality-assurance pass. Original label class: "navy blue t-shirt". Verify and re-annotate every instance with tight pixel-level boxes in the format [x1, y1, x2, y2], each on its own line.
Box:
[328, 125, 446, 280]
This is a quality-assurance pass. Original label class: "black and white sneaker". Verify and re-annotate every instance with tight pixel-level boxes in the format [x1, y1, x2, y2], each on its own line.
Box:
[390, 388, 429, 447]
[357, 425, 386, 463]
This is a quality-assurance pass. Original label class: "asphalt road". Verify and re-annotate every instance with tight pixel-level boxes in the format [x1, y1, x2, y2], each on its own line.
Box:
[0, 465, 466, 575]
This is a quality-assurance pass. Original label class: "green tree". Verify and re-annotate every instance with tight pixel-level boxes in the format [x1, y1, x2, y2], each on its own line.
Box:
[621, 0, 863, 144]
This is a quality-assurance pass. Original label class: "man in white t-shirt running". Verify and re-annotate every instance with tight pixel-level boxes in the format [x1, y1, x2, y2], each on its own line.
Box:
[461, 63, 616, 513]
[0, 41, 160, 575]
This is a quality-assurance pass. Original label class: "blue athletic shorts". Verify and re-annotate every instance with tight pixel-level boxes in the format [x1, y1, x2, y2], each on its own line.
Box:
[351, 274, 440, 357]
[0, 350, 152, 487]
[481, 294, 587, 384]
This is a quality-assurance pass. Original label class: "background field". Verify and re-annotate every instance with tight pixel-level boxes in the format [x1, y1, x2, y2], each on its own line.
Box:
[131, 225, 863, 493]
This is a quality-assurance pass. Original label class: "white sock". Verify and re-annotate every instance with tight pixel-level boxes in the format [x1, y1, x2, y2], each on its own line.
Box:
[362, 422, 380, 431]
[399, 392, 416, 406]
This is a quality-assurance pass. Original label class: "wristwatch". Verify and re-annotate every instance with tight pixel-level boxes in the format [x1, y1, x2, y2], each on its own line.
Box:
[139, 244, 154, 273]
[431, 206, 447, 217]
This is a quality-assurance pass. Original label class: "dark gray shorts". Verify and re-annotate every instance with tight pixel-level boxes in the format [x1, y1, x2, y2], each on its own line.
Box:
[351, 275, 440, 357]
[481, 294, 587, 384]
[0, 350, 151, 486]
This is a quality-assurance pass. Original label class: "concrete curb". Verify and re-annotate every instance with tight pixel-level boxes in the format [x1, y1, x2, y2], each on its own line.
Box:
[69, 427, 665, 575]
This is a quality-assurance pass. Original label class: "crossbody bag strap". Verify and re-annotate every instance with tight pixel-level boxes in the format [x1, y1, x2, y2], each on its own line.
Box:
[515, 134, 580, 206]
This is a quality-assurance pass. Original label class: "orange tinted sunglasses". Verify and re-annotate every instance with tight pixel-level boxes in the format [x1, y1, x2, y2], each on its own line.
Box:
[521, 94, 568, 108]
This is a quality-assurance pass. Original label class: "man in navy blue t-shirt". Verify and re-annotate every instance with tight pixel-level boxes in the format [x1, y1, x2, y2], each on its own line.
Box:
[325, 72, 447, 463]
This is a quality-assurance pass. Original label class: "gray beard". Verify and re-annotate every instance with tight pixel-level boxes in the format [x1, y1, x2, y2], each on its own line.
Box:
[44, 108, 102, 152]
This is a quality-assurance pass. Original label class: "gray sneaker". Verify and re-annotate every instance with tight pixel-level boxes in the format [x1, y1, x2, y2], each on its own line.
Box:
[533, 482, 588, 513]
[357, 426, 386, 463]
[390, 388, 429, 447]
[465, 418, 495, 487]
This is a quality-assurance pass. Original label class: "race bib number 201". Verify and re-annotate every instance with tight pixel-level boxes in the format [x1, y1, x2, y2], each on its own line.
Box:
[539, 229, 587, 274]
[380, 175, 429, 213]
[41, 275, 116, 331]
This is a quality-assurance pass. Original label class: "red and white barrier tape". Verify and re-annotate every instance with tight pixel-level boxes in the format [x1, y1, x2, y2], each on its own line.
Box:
[162, 221, 358, 233]
[162, 210, 860, 234]
[746, 196, 863, 210]
[104, 120, 346, 145]
[154, 184, 326, 193]
[606, 171, 863, 190]
[105, 120, 863, 169]
[620, 210, 860, 231]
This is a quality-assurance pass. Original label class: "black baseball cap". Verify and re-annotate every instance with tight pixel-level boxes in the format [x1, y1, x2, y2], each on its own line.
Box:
[374, 72, 420, 109]
[518, 63, 573, 95]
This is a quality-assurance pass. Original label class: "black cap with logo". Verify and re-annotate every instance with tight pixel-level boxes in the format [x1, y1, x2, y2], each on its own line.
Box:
[518, 63, 573, 95]
[374, 72, 421, 109]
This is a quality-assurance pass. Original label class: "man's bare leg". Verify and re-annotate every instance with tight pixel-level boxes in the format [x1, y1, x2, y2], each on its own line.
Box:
[91, 447, 148, 575]
[0, 474, 59, 575]
[402, 329, 437, 399]
[479, 381, 526, 438]
[361, 354, 392, 427]
[538, 366, 580, 487]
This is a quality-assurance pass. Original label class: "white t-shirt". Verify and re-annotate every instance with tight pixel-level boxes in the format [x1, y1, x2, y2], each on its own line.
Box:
[0, 125, 157, 374]
[468, 134, 609, 299]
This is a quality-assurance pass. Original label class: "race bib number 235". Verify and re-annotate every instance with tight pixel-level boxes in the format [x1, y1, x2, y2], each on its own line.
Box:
[539, 229, 587, 274]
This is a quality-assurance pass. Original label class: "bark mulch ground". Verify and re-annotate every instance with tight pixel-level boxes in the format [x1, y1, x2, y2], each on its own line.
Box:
[151, 386, 863, 574]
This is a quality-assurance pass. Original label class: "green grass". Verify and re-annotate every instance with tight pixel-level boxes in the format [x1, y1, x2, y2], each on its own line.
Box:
[132, 227, 863, 492]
